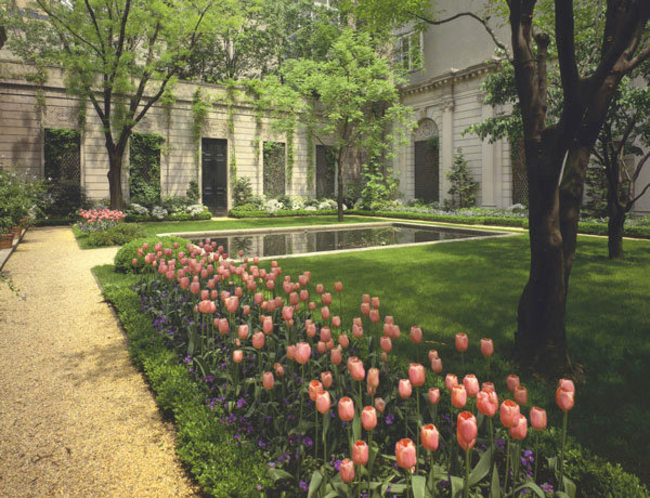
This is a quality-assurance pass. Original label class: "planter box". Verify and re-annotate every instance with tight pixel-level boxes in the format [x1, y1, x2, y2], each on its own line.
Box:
[0, 232, 14, 249]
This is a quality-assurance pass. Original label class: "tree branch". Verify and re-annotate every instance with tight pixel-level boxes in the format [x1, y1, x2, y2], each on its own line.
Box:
[622, 43, 650, 72]
[84, 0, 106, 59]
[631, 150, 650, 182]
[409, 11, 511, 60]
[554, 0, 581, 120]
[35, 0, 103, 57]
[630, 181, 650, 206]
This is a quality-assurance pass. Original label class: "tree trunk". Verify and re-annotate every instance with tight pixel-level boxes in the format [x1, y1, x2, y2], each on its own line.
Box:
[515, 143, 572, 374]
[336, 151, 344, 222]
[607, 202, 626, 259]
[107, 145, 126, 210]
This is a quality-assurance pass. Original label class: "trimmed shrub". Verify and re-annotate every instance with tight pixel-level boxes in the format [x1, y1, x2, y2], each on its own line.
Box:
[85, 223, 147, 248]
[114, 236, 189, 273]
[229, 208, 338, 218]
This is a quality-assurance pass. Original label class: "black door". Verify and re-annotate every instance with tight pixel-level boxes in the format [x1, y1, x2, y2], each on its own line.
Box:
[414, 140, 439, 202]
[316, 145, 336, 198]
[202, 138, 228, 214]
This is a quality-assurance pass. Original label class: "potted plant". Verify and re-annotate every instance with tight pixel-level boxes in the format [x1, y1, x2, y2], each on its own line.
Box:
[0, 216, 14, 249]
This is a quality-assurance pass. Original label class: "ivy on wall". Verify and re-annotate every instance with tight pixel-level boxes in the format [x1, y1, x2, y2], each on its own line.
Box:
[129, 132, 164, 208]
[191, 88, 209, 181]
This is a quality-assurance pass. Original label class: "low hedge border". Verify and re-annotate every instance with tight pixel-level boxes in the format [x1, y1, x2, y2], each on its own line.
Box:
[95, 266, 271, 497]
[347, 209, 650, 239]
[125, 211, 212, 223]
[229, 208, 338, 218]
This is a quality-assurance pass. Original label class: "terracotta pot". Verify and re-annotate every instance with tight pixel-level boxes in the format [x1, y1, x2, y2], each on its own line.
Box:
[11, 226, 21, 237]
[0, 232, 14, 249]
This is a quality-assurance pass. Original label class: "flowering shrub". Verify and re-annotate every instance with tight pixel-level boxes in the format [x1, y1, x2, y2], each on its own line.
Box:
[151, 206, 168, 220]
[76, 208, 125, 232]
[125, 240, 593, 497]
[129, 203, 150, 216]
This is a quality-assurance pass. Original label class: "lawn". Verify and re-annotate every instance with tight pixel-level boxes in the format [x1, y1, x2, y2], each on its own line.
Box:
[97, 228, 650, 485]
[74, 215, 383, 249]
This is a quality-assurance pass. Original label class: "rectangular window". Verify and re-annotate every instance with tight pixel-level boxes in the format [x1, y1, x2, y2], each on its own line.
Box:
[395, 31, 422, 72]
[263, 141, 286, 197]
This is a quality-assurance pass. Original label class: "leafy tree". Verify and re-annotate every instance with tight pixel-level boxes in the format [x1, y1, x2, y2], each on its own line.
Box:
[1, 0, 226, 209]
[446, 148, 478, 209]
[282, 28, 414, 221]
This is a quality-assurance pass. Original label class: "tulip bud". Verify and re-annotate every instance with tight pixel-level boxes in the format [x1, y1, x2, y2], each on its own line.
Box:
[262, 372, 274, 390]
[457, 411, 477, 450]
[530, 406, 547, 431]
[361, 406, 377, 431]
[352, 440, 369, 466]
[421, 424, 439, 451]
[455, 333, 468, 352]
[340, 458, 354, 483]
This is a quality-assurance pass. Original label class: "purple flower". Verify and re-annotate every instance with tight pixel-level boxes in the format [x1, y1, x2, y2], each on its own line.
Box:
[302, 436, 313, 448]
[385, 414, 395, 425]
[299, 480, 308, 492]
[236, 398, 247, 409]
[184, 355, 191, 364]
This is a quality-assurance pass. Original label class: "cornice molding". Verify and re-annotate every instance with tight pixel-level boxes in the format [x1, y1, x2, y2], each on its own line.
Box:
[400, 60, 501, 97]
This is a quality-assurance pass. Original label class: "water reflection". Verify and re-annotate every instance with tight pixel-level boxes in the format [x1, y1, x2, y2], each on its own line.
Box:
[191, 225, 488, 258]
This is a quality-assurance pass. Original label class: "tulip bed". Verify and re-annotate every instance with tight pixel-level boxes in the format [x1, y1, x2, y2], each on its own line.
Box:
[120, 237, 600, 498]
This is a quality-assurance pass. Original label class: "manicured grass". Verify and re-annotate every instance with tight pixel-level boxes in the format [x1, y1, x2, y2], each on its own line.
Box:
[74, 215, 382, 249]
[271, 234, 650, 483]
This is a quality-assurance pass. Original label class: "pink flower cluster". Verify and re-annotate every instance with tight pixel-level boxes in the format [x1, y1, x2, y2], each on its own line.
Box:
[77, 208, 125, 232]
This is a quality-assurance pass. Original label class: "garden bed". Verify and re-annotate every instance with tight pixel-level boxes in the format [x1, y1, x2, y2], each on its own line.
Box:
[94, 233, 650, 496]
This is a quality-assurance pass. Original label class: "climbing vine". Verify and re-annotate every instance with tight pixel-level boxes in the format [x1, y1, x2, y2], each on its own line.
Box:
[25, 64, 47, 123]
[285, 128, 295, 186]
[223, 79, 239, 186]
[305, 122, 315, 188]
[191, 88, 209, 176]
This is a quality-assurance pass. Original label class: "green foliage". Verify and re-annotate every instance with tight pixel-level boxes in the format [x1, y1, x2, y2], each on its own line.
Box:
[129, 133, 164, 209]
[114, 236, 189, 273]
[446, 149, 479, 209]
[94, 266, 272, 496]
[85, 223, 147, 248]
[263, 141, 286, 197]
[583, 166, 608, 218]
[0, 170, 48, 230]
[191, 89, 209, 146]
[359, 163, 401, 210]
[186, 180, 200, 204]
[564, 449, 649, 498]
[232, 177, 253, 207]
[43, 128, 86, 216]
[229, 208, 338, 218]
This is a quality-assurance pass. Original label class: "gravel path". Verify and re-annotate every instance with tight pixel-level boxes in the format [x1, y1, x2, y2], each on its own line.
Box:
[0, 227, 199, 497]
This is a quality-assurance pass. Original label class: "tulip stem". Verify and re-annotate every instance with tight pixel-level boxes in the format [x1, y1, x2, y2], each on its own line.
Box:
[558, 410, 568, 492]
[416, 387, 420, 474]
[429, 450, 436, 498]
[322, 412, 327, 462]
[314, 406, 319, 459]
[488, 417, 495, 482]
[300, 364, 305, 427]
[512, 441, 521, 493]
[503, 435, 511, 494]
[463, 447, 470, 498]
[534, 432, 540, 483]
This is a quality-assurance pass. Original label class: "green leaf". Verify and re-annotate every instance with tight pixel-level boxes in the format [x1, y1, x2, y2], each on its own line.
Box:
[490, 463, 501, 498]
[412, 475, 426, 498]
[562, 476, 577, 498]
[268, 468, 294, 483]
[513, 482, 545, 497]
[468, 447, 492, 486]
[352, 415, 361, 442]
[450, 476, 464, 498]
[308, 470, 323, 498]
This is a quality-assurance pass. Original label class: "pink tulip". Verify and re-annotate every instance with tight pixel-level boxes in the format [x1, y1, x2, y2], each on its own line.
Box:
[421, 424, 439, 451]
[558, 378, 575, 393]
[321, 306, 330, 321]
[262, 372, 274, 390]
[252, 331, 265, 350]
[352, 440, 369, 466]
[340, 458, 355, 483]
[409, 363, 425, 387]
[482, 382, 496, 392]
[233, 350, 243, 363]
[338, 334, 350, 348]
[282, 306, 294, 322]
[410, 326, 423, 344]
[295, 342, 311, 364]
[500, 399, 520, 428]
[338, 397, 355, 421]
[480, 338, 494, 357]
[455, 333, 468, 352]
[286, 344, 296, 360]
[379, 336, 392, 353]
[217, 318, 229, 334]
[321, 371, 333, 389]
[190, 281, 200, 295]
[274, 362, 285, 377]
[332, 316, 341, 328]
[309, 380, 324, 401]
[428, 387, 441, 405]
[556, 385, 575, 411]
[316, 391, 331, 414]
[428, 349, 439, 361]
[352, 323, 363, 339]
[300, 289, 309, 302]
[320, 327, 332, 342]
[514, 385, 528, 405]
[334, 281, 343, 292]
[451, 384, 467, 408]
[431, 356, 443, 373]
[374, 397, 386, 414]
[348, 358, 366, 381]
[506, 374, 520, 393]
[361, 294, 370, 303]
[316, 283, 324, 294]
[225, 296, 239, 313]
[445, 373, 458, 391]
[463, 374, 480, 397]
[322, 292, 332, 305]
[457, 411, 478, 450]
[369, 309, 380, 323]
[509, 414, 528, 440]
[330, 346, 342, 365]
[371, 296, 380, 308]
[361, 406, 377, 431]
[395, 438, 416, 470]
[477, 390, 499, 417]
[367, 368, 380, 389]
[398, 379, 412, 399]
[530, 406, 547, 431]
[306, 322, 317, 338]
